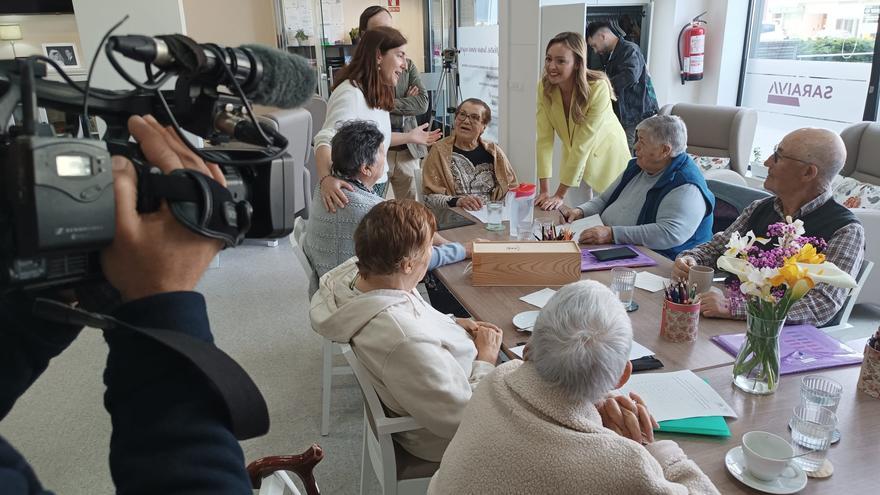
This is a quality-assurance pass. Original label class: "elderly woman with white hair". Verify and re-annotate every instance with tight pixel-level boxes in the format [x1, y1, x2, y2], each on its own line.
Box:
[428, 281, 719, 494]
[561, 114, 715, 259]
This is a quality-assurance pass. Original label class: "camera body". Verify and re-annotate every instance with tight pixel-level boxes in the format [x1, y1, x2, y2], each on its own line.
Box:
[442, 48, 459, 66]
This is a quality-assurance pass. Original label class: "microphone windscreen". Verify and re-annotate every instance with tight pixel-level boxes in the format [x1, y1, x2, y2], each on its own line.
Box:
[243, 44, 316, 108]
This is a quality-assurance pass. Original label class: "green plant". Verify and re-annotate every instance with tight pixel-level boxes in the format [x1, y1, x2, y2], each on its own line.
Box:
[295, 29, 308, 42]
[349, 27, 359, 42]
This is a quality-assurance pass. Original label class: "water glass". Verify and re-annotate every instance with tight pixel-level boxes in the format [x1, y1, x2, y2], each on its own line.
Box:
[610, 268, 636, 311]
[800, 375, 843, 412]
[790, 404, 837, 472]
[517, 221, 537, 241]
[486, 201, 504, 231]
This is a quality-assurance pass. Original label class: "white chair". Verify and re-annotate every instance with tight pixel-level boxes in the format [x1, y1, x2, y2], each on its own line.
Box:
[822, 259, 874, 333]
[342, 348, 438, 495]
[290, 217, 352, 437]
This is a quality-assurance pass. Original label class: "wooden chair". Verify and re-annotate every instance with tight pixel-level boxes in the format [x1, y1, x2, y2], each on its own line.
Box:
[342, 347, 439, 495]
[290, 217, 352, 436]
[247, 444, 324, 495]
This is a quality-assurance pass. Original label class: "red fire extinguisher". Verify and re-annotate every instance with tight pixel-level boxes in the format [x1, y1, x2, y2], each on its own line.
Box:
[678, 12, 708, 84]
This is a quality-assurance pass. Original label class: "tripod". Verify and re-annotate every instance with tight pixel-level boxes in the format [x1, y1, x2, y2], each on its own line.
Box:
[431, 52, 462, 136]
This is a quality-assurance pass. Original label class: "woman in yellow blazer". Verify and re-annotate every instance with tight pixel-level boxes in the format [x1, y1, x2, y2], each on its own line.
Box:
[535, 31, 630, 210]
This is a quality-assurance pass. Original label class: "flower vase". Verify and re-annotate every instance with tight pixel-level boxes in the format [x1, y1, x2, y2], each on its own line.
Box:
[732, 314, 785, 395]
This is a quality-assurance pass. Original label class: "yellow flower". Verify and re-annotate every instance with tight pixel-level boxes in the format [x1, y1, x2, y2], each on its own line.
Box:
[790, 277, 814, 300]
[769, 260, 805, 288]
[794, 244, 825, 265]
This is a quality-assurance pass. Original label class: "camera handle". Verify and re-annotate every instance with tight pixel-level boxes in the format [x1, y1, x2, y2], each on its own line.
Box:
[32, 297, 269, 440]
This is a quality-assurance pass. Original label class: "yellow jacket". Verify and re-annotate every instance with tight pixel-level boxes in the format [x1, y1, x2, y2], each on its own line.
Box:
[536, 79, 630, 191]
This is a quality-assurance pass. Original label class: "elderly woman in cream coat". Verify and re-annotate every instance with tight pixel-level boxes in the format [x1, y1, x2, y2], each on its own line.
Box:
[310, 200, 503, 462]
[428, 280, 719, 494]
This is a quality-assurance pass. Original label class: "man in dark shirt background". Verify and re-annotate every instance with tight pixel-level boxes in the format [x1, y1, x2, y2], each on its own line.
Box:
[586, 21, 659, 152]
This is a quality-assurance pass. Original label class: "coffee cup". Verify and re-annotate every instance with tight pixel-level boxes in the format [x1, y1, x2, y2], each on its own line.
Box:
[741, 431, 796, 481]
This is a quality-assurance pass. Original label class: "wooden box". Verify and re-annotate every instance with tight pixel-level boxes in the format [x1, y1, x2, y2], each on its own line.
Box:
[471, 241, 582, 287]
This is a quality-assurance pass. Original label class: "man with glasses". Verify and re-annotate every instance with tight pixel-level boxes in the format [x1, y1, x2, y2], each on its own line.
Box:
[671, 128, 865, 326]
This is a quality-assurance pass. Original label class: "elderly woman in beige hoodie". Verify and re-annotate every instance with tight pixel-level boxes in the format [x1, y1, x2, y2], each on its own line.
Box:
[428, 280, 720, 494]
[309, 200, 503, 462]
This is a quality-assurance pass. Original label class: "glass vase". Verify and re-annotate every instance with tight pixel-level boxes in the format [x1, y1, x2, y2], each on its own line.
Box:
[732, 313, 785, 395]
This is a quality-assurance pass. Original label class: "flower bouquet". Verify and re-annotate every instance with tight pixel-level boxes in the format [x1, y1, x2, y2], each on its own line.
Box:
[717, 217, 857, 394]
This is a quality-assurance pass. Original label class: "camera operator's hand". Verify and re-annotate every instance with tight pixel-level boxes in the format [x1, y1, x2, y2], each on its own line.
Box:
[102, 115, 224, 302]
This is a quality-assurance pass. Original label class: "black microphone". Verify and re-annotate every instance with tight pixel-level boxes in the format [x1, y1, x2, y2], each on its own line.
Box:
[108, 34, 315, 109]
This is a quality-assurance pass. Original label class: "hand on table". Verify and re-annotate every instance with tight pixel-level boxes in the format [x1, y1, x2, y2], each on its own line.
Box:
[559, 205, 583, 223]
[700, 287, 733, 319]
[672, 255, 697, 281]
[463, 238, 487, 259]
[579, 226, 613, 245]
[536, 192, 565, 211]
[597, 392, 658, 445]
[457, 195, 483, 211]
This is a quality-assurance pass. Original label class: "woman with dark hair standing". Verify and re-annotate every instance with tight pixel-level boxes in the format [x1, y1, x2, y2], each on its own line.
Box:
[314, 26, 441, 212]
[535, 31, 630, 211]
[358, 6, 430, 201]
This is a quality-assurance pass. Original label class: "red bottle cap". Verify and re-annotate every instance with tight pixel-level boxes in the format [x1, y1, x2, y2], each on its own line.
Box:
[514, 183, 536, 198]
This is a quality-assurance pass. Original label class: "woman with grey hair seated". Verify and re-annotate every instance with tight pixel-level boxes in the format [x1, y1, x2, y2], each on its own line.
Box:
[428, 280, 719, 494]
[302, 120, 467, 278]
[561, 114, 715, 259]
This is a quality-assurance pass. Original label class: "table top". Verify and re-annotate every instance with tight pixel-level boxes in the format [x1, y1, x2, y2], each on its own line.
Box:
[433, 207, 744, 372]
[677, 365, 877, 494]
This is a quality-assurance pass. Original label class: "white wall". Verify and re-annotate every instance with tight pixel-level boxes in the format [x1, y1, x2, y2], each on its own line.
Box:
[71, 0, 187, 89]
[0, 14, 83, 62]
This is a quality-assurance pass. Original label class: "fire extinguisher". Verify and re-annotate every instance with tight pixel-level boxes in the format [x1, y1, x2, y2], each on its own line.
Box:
[678, 12, 708, 84]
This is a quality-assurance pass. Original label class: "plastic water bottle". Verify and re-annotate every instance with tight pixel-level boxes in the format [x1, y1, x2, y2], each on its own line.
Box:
[508, 183, 536, 239]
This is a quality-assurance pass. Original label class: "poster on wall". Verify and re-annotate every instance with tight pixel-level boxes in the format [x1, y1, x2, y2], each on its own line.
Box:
[388, 0, 400, 13]
[457, 25, 500, 141]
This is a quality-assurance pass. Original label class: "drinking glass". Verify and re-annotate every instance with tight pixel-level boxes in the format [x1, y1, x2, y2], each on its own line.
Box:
[800, 375, 843, 442]
[517, 221, 537, 241]
[610, 268, 636, 311]
[790, 405, 837, 473]
[486, 201, 504, 231]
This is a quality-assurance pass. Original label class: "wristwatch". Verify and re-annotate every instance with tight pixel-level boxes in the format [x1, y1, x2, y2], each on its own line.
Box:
[447, 197, 459, 207]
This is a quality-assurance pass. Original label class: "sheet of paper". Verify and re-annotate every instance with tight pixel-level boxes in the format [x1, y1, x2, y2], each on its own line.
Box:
[629, 340, 655, 360]
[617, 370, 737, 422]
[509, 344, 526, 359]
[565, 214, 603, 240]
[635, 271, 668, 293]
[469, 204, 511, 224]
[519, 288, 556, 308]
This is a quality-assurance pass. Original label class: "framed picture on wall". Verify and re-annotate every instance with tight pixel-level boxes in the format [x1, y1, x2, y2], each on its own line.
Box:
[42, 43, 80, 69]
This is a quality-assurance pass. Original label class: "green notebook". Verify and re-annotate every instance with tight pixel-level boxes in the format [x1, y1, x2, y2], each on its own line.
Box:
[656, 416, 731, 437]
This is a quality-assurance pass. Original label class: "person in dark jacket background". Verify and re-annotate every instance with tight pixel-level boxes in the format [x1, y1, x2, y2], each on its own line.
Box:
[586, 20, 659, 152]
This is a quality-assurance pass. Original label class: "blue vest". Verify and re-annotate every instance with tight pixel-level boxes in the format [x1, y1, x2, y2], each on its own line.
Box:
[605, 154, 715, 259]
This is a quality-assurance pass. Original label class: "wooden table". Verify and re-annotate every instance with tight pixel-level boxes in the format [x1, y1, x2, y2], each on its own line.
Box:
[434, 208, 744, 372]
[434, 208, 878, 492]
[674, 365, 877, 493]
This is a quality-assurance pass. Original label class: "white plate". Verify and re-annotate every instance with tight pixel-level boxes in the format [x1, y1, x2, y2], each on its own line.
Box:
[725, 446, 807, 494]
[512, 310, 540, 331]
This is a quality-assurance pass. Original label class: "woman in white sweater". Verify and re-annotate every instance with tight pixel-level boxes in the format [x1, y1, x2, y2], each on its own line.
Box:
[314, 26, 440, 211]
[310, 200, 502, 462]
[428, 280, 720, 494]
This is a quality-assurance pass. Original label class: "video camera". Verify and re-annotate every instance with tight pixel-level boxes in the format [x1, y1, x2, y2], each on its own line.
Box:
[0, 32, 316, 291]
[441, 48, 460, 66]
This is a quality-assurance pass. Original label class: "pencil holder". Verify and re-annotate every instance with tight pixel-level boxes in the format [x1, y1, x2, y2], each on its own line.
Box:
[857, 344, 880, 399]
[660, 300, 700, 343]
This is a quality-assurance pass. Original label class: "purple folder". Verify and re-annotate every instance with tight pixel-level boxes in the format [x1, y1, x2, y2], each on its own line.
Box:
[581, 245, 658, 272]
[711, 325, 863, 375]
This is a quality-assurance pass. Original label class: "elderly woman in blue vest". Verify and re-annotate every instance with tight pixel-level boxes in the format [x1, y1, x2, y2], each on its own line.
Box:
[560, 114, 714, 259]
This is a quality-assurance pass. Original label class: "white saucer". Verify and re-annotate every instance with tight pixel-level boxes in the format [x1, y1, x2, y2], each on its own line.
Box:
[512, 310, 540, 331]
[725, 446, 807, 494]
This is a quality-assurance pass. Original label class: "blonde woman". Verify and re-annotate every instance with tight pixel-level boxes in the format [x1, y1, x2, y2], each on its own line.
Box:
[535, 32, 630, 211]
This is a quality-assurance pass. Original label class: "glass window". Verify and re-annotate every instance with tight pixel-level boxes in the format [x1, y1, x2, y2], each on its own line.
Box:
[740, 0, 877, 164]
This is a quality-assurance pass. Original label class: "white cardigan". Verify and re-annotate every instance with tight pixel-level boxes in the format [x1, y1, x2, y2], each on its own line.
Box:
[428, 360, 720, 494]
[314, 80, 390, 183]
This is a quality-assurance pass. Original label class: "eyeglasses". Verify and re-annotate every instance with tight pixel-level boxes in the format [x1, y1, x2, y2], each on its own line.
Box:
[455, 111, 484, 124]
[772, 144, 812, 166]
